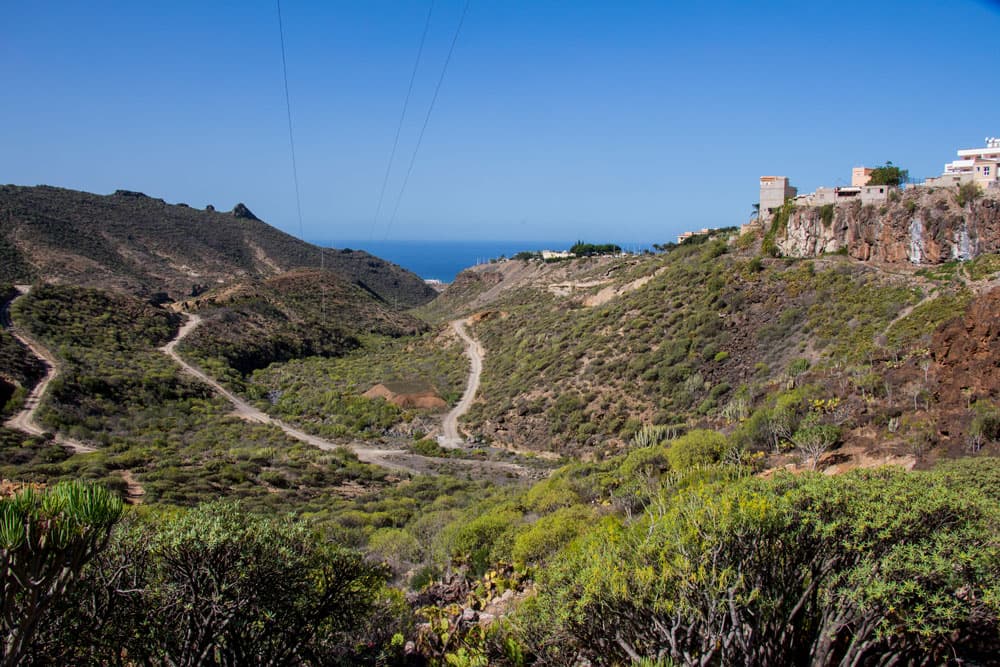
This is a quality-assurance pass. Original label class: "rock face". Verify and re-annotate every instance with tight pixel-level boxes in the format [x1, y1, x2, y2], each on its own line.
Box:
[933, 287, 1000, 404]
[777, 188, 1000, 264]
[231, 203, 260, 221]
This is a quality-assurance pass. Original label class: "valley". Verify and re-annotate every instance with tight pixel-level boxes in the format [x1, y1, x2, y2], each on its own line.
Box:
[1, 185, 999, 665]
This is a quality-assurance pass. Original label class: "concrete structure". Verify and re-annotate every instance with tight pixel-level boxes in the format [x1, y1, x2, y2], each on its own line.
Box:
[852, 167, 874, 187]
[861, 184, 890, 205]
[541, 250, 572, 260]
[937, 137, 1000, 189]
[759, 176, 797, 220]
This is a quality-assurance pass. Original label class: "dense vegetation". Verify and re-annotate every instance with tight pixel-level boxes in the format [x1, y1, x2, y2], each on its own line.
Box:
[6, 447, 999, 665]
[179, 270, 427, 379]
[866, 161, 909, 187]
[569, 241, 622, 256]
[4, 284, 400, 506]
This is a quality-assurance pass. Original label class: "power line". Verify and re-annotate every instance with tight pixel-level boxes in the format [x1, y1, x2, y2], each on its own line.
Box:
[276, 1, 325, 315]
[276, 0, 304, 240]
[371, 0, 436, 240]
[382, 0, 471, 241]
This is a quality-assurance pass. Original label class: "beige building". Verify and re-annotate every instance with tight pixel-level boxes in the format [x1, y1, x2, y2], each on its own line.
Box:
[795, 184, 889, 208]
[852, 167, 874, 187]
[759, 176, 797, 220]
[933, 137, 1000, 189]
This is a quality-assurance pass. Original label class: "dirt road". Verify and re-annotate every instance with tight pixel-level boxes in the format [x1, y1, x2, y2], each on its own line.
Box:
[2, 287, 95, 455]
[161, 314, 452, 474]
[439, 318, 484, 448]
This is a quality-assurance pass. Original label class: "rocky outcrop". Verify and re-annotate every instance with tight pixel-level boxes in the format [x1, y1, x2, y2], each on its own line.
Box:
[777, 188, 1000, 264]
[933, 287, 1000, 403]
[231, 203, 260, 221]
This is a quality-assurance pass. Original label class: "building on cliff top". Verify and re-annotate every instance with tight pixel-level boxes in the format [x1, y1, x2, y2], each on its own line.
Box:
[759, 169, 888, 221]
[923, 137, 1000, 190]
[852, 167, 874, 187]
[759, 176, 798, 221]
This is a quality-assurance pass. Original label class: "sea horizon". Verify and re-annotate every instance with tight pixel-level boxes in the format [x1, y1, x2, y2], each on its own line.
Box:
[316, 239, 654, 283]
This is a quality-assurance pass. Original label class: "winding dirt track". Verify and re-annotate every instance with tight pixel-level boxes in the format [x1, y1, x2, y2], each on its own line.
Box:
[160, 313, 535, 479]
[2, 287, 95, 455]
[2, 288, 147, 501]
[439, 318, 484, 448]
[160, 314, 421, 472]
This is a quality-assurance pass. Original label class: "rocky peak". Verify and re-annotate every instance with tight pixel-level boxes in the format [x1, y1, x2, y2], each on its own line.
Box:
[231, 203, 260, 221]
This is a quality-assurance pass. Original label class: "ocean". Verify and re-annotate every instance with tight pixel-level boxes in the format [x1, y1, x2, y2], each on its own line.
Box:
[319, 240, 575, 283]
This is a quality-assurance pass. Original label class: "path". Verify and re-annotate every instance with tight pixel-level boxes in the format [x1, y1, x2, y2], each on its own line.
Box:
[161, 313, 529, 478]
[2, 287, 95, 455]
[1, 288, 147, 502]
[439, 318, 484, 448]
[161, 314, 414, 471]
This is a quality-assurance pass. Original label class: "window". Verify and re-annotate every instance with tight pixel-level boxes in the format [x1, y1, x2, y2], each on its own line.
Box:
[985, 166, 991, 176]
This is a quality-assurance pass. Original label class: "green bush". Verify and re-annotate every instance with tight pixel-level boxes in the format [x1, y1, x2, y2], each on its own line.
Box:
[524, 464, 1000, 665]
[512, 505, 595, 566]
[666, 429, 729, 470]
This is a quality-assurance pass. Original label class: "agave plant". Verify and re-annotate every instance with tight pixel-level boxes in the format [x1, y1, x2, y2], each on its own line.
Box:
[0, 481, 123, 666]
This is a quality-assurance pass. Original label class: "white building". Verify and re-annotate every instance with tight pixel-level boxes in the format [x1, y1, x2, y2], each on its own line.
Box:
[935, 137, 1000, 189]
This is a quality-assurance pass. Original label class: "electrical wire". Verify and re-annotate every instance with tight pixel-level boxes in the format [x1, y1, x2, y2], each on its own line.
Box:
[276, 0, 304, 241]
[277, 1, 326, 314]
[382, 0, 471, 240]
[371, 0, 436, 239]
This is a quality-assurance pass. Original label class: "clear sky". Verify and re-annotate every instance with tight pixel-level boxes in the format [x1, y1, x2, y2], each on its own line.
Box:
[3, 1, 999, 244]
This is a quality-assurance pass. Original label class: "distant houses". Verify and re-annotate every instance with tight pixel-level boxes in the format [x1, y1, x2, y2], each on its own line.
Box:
[758, 136, 1000, 222]
[676, 228, 712, 244]
[923, 137, 1000, 189]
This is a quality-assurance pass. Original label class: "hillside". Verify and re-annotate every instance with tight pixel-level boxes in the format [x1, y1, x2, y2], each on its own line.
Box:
[429, 236, 1000, 467]
[177, 269, 429, 377]
[0, 184, 437, 306]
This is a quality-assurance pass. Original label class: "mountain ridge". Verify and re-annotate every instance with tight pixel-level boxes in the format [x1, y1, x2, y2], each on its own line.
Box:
[0, 184, 437, 307]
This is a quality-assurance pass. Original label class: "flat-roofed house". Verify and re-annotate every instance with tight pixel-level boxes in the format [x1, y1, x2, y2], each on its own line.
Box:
[760, 176, 797, 220]
[938, 137, 1000, 189]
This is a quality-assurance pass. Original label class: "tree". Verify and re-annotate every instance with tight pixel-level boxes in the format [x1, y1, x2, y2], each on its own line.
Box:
[867, 161, 909, 187]
[30, 501, 389, 666]
[789, 413, 840, 469]
[0, 481, 123, 667]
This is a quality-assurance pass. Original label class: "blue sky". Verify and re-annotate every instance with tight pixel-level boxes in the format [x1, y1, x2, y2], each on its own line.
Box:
[3, 1, 999, 244]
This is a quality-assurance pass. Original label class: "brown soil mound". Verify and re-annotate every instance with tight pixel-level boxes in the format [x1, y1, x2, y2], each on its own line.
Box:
[364, 381, 447, 410]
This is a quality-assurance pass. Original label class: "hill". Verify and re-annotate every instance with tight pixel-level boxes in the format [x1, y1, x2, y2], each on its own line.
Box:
[177, 269, 429, 377]
[429, 235, 1000, 466]
[0, 184, 436, 307]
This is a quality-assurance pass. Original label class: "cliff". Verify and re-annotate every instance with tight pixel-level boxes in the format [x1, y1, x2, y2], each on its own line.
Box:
[775, 187, 1000, 264]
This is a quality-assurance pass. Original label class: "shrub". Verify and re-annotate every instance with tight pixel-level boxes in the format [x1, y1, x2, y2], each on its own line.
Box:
[666, 429, 729, 470]
[512, 505, 595, 566]
[526, 465, 1000, 665]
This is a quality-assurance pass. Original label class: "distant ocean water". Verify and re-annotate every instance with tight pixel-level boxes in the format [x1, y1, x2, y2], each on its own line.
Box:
[319, 240, 571, 283]
[319, 240, 654, 283]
